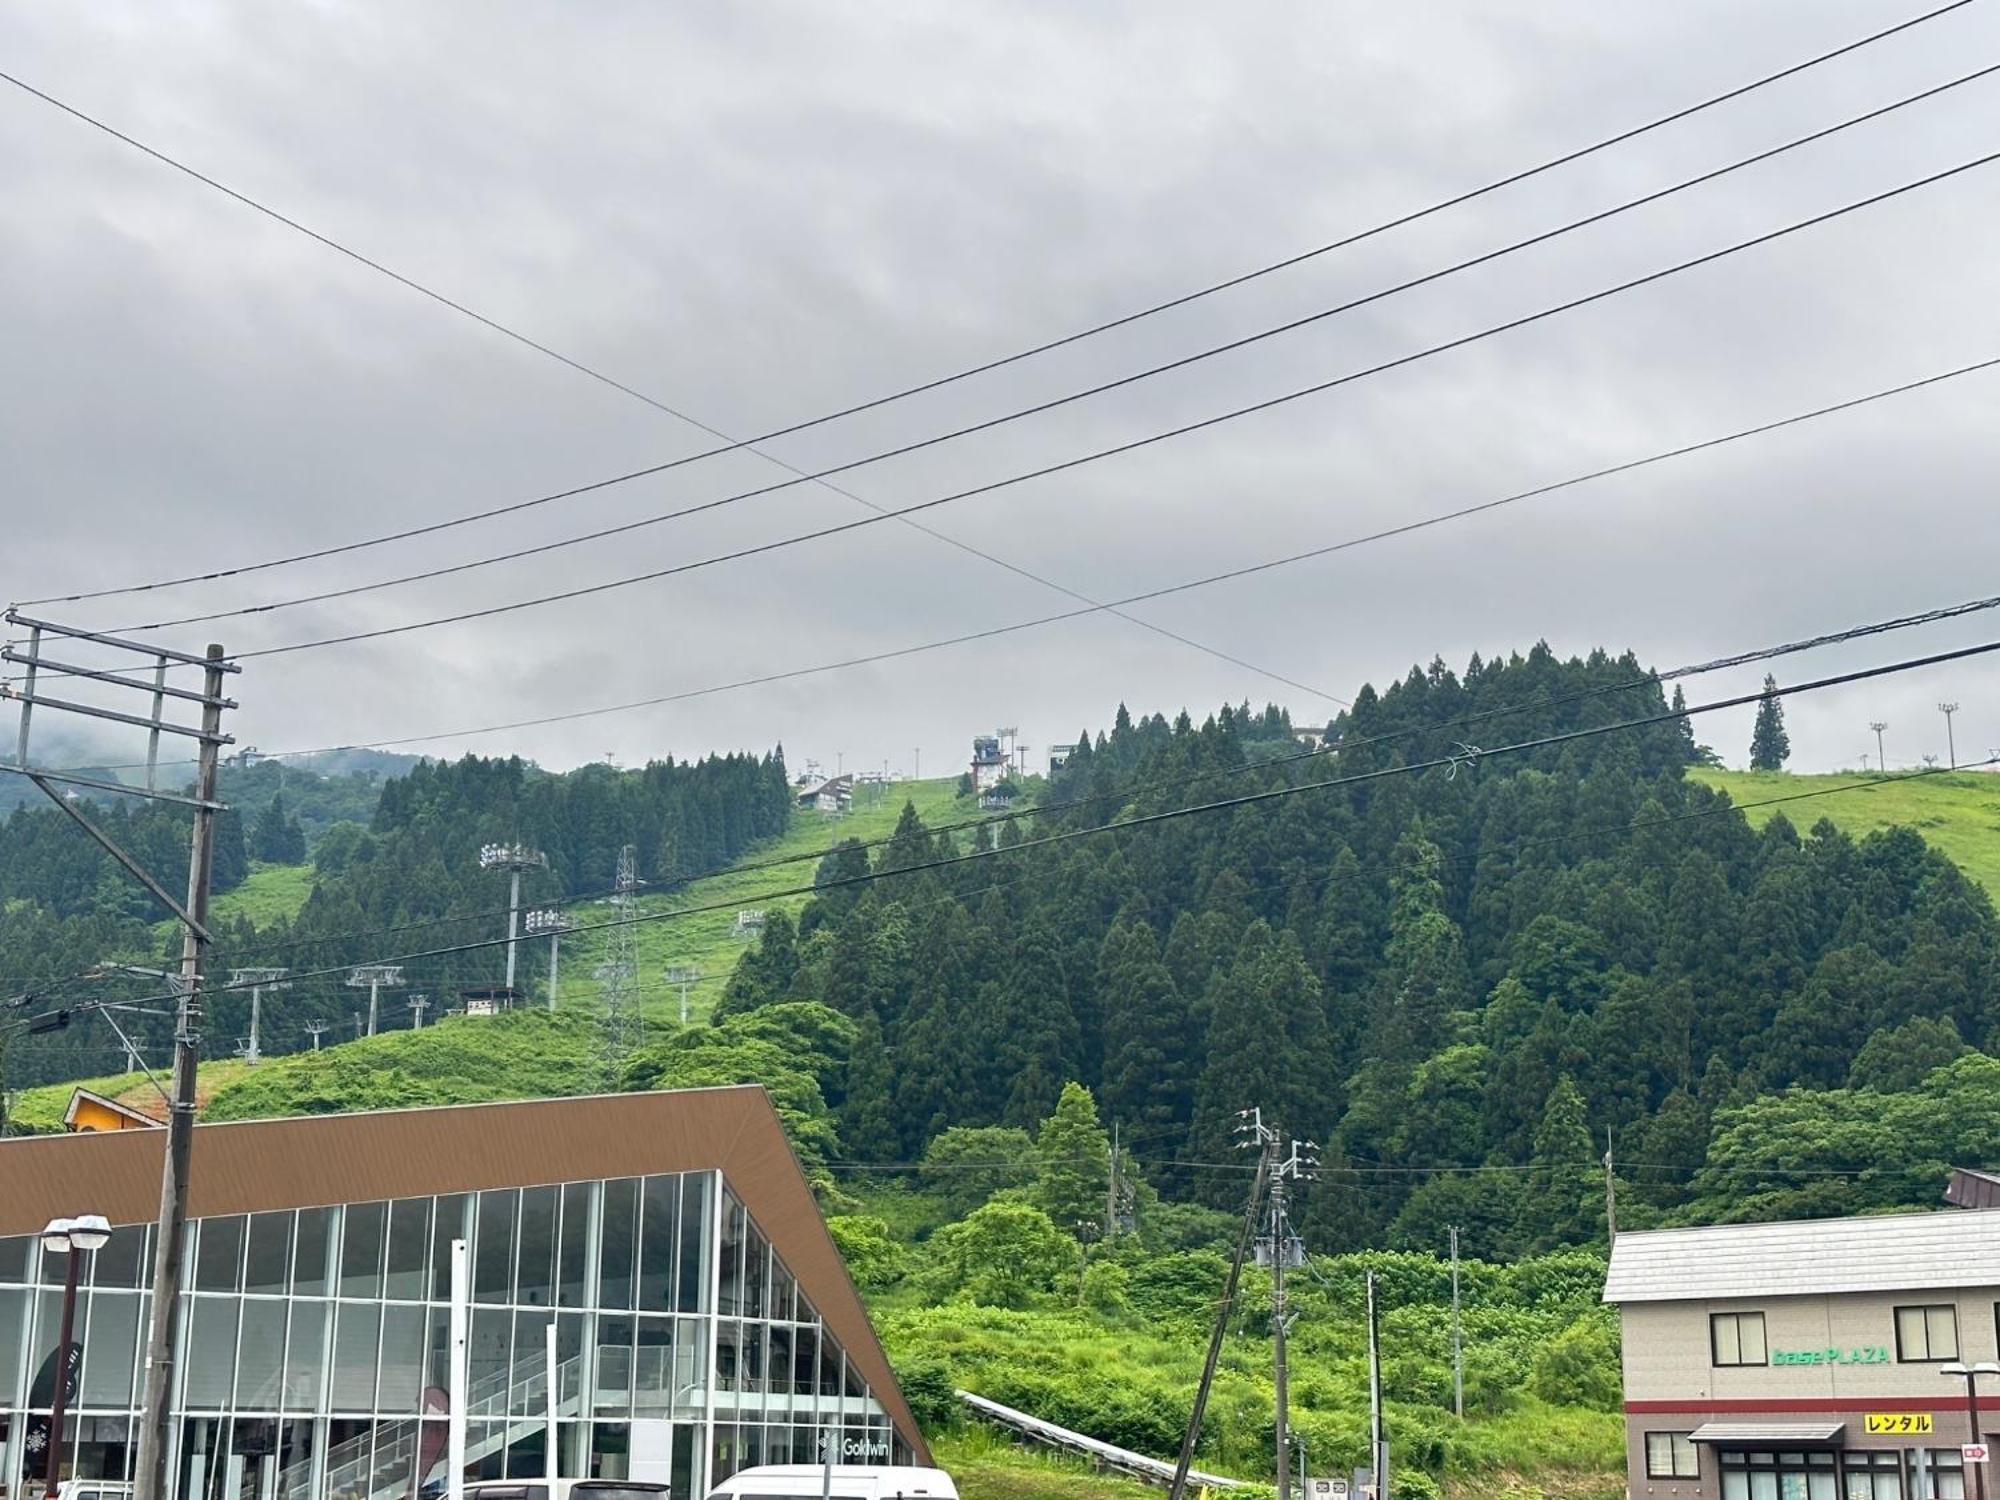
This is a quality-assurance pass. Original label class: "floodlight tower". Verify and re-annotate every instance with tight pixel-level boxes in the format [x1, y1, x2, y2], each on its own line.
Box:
[227, 968, 290, 1065]
[1940, 702, 1961, 769]
[345, 964, 405, 1037]
[1869, 721, 1889, 771]
[525, 908, 578, 1013]
[479, 842, 548, 996]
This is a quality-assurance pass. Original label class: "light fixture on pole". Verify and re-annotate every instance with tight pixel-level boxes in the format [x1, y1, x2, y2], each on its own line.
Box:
[525, 908, 577, 1013]
[1942, 1361, 2000, 1500]
[665, 965, 701, 1025]
[39, 1214, 111, 1500]
[479, 843, 548, 998]
[1941, 702, 1962, 769]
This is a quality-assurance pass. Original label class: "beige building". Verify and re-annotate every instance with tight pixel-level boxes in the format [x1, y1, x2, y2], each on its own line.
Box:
[1605, 1211, 2000, 1500]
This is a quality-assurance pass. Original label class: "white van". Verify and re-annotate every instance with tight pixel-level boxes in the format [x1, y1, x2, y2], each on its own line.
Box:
[704, 1465, 958, 1500]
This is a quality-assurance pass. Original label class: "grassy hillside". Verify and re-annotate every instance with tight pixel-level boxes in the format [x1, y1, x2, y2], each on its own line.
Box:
[558, 779, 973, 1022]
[1692, 767, 2000, 895]
[13, 783, 973, 1128]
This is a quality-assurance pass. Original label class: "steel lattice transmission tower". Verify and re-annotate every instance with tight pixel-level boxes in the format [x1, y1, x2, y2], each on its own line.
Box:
[594, 843, 644, 1082]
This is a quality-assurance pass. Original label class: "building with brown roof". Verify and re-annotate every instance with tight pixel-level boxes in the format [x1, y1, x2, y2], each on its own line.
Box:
[0, 1086, 924, 1500]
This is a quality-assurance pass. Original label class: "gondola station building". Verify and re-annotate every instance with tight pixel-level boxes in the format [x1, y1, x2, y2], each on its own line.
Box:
[0, 1087, 926, 1500]
[1605, 1205, 2000, 1500]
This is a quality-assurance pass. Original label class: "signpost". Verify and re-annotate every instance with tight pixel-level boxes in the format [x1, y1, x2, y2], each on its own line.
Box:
[1965, 1445, 1990, 1465]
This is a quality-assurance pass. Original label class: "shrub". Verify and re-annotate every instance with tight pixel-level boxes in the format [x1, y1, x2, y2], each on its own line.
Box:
[827, 1215, 907, 1292]
[1527, 1313, 1622, 1411]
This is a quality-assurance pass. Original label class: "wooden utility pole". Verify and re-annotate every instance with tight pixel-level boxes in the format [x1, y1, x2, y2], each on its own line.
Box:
[1604, 1127, 1618, 1243]
[1271, 1152, 1292, 1500]
[135, 644, 228, 1500]
[1167, 1149, 1270, 1500]
[1449, 1225, 1464, 1420]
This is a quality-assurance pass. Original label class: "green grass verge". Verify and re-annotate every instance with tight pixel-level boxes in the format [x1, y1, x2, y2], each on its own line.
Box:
[1691, 767, 2000, 895]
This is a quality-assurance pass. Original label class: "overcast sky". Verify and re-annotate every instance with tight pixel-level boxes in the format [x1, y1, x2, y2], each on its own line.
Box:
[4, 0, 1998, 786]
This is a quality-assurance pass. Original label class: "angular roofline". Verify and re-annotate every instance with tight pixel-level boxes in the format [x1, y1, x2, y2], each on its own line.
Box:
[0, 1085, 926, 1460]
[1604, 1207, 2000, 1304]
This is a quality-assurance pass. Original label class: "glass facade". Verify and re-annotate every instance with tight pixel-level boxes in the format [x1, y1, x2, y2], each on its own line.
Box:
[0, 1171, 909, 1500]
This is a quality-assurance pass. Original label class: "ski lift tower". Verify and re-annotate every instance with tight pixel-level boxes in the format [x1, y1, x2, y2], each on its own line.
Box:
[480, 843, 548, 997]
[227, 968, 290, 1065]
[665, 964, 701, 1025]
[346, 964, 405, 1037]
[524, 907, 578, 1013]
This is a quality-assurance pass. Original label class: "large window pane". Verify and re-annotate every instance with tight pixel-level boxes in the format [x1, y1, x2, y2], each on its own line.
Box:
[91, 1226, 147, 1290]
[284, 1302, 328, 1412]
[245, 1213, 293, 1296]
[717, 1189, 745, 1316]
[195, 1217, 245, 1293]
[183, 1297, 239, 1408]
[770, 1255, 797, 1325]
[638, 1176, 679, 1311]
[293, 1209, 333, 1297]
[378, 1305, 427, 1414]
[340, 1202, 387, 1299]
[791, 1325, 817, 1418]
[0, 1287, 25, 1394]
[743, 1223, 770, 1321]
[475, 1190, 517, 1304]
[517, 1187, 557, 1308]
[469, 1309, 513, 1414]
[676, 1174, 711, 1314]
[558, 1182, 593, 1309]
[236, 1300, 287, 1409]
[81, 1291, 141, 1407]
[432, 1194, 470, 1299]
[634, 1316, 676, 1417]
[594, 1315, 634, 1416]
[511, 1310, 555, 1417]
[600, 1180, 638, 1312]
[0, 1236, 29, 1282]
[330, 1304, 382, 1411]
[386, 1200, 432, 1301]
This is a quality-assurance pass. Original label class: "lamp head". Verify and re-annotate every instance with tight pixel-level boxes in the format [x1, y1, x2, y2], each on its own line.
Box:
[1975, 1362, 2000, 1377]
[66, 1214, 111, 1252]
[40, 1217, 74, 1254]
[1943, 1361, 1971, 1377]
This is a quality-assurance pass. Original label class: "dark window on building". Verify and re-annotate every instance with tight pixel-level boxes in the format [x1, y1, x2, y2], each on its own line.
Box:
[1710, 1311, 1767, 1367]
[1896, 1304, 1959, 1362]
[1845, 1450, 1903, 1500]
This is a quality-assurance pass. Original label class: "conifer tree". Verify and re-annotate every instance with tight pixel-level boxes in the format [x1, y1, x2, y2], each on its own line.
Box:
[840, 1010, 900, 1160]
[1749, 674, 1790, 770]
[1097, 920, 1194, 1151]
[1033, 1082, 1111, 1235]
[1518, 1075, 1597, 1249]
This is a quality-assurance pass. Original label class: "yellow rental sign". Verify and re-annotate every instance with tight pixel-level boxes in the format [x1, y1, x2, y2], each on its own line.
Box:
[1865, 1414, 1935, 1435]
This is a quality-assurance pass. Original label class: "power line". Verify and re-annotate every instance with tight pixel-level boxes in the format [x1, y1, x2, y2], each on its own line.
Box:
[44, 580, 1985, 983]
[14, 637, 1989, 1035]
[198, 150, 2000, 662]
[28, 349, 2000, 760]
[7, 0, 1972, 603]
[104, 62, 2000, 636]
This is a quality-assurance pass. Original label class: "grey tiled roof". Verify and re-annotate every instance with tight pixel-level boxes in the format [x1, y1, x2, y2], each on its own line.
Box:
[1604, 1211, 2000, 1303]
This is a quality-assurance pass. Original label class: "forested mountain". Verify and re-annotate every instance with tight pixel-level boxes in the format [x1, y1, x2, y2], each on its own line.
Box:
[0, 748, 793, 1088]
[716, 645, 1998, 1255]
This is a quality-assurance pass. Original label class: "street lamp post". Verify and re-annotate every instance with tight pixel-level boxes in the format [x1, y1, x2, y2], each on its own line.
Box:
[1942, 1361, 2000, 1500]
[39, 1215, 111, 1500]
